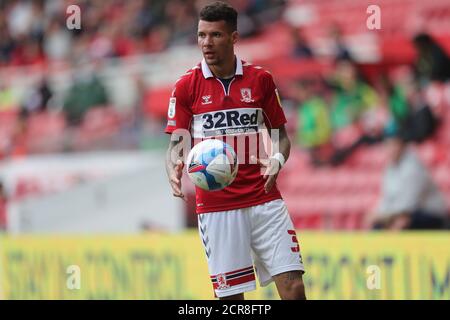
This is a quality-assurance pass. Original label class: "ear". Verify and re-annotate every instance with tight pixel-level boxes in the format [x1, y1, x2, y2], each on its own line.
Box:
[231, 31, 239, 44]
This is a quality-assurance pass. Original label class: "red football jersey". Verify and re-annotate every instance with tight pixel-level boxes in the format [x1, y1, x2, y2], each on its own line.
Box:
[165, 57, 287, 213]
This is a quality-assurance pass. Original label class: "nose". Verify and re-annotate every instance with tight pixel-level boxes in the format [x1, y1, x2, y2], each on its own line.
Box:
[203, 35, 213, 47]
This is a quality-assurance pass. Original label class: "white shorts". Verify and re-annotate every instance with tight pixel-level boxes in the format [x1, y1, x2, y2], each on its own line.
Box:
[197, 199, 305, 298]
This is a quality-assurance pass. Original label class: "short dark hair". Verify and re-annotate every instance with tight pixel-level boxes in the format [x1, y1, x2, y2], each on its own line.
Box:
[199, 1, 238, 32]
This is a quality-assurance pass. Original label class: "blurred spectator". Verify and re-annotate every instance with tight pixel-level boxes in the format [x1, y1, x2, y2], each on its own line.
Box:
[10, 35, 46, 67]
[43, 18, 72, 61]
[291, 27, 314, 59]
[229, 0, 284, 38]
[328, 24, 353, 61]
[20, 77, 53, 119]
[366, 134, 448, 230]
[328, 58, 379, 130]
[289, 59, 382, 166]
[382, 72, 410, 130]
[0, 181, 7, 231]
[294, 78, 331, 149]
[0, 15, 15, 66]
[413, 33, 450, 84]
[384, 67, 438, 143]
[0, 81, 18, 111]
[6, 0, 34, 38]
[165, 0, 198, 46]
[317, 58, 381, 165]
[63, 60, 109, 126]
[0, 0, 287, 66]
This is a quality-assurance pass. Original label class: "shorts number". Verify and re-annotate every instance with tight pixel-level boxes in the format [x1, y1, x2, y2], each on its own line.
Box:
[288, 230, 300, 253]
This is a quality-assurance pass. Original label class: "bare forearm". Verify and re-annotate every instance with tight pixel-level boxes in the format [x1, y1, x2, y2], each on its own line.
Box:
[279, 134, 291, 163]
[166, 138, 182, 177]
[260, 125, 291, 193]
[166, 137, 185, 199]
[166, 147, 175, 177]
[271, 125, 291, 164]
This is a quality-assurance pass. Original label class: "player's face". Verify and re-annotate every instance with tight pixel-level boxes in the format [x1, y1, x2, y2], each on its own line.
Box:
[198, 20, 237, 66]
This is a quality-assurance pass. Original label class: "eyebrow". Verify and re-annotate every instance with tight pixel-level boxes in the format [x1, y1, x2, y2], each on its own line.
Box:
[198, 30, 223, 35]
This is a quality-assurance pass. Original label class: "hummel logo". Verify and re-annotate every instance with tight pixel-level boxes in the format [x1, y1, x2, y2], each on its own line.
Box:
[202, 95, 212, 105]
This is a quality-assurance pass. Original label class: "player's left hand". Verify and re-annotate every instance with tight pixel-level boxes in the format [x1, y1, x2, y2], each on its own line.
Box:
[251, 155, 281, 193]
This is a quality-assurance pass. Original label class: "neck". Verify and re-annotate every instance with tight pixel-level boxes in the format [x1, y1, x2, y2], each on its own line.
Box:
[210, 55, 236, 79]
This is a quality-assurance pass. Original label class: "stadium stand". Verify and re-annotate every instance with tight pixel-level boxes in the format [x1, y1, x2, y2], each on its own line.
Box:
[1, 0, 449, 230]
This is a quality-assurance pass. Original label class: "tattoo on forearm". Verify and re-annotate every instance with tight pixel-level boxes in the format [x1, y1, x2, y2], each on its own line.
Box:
[285, 271, 299, 282]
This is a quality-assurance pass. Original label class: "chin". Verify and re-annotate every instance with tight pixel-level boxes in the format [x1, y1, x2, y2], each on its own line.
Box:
[205, 58, 218, 65]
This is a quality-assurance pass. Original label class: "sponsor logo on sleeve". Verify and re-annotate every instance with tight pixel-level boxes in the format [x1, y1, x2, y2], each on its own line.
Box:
[168, 97, 176, 119]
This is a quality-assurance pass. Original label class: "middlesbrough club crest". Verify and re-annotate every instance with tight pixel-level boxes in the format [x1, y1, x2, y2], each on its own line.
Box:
[216, 273, 230, 289]
[240, 88, 254, 103]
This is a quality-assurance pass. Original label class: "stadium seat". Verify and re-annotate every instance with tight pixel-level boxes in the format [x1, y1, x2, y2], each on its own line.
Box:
[0, 110, 19, 155]
[25, 111, 66, 153]
[73, 106, 121, 150]
[143, 87, 173, 120]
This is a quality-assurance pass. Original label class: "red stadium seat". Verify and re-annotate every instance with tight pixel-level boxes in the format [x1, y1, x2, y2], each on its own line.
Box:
[0, 110, 18, 152]
[143, 87, 173, 120]
[74, 106, 121, 150]
[25, 111, 66, 153]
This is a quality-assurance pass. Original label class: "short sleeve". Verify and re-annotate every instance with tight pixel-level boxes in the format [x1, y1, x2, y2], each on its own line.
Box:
[261, 72, 287, 129]
[164, 77, 193, 134]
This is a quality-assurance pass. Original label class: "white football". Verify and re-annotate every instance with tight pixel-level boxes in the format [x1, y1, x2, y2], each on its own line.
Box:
[186, 139, 238, 191]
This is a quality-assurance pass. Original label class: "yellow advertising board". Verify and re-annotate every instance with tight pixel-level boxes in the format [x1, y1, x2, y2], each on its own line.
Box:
[0, 232, 448, 300]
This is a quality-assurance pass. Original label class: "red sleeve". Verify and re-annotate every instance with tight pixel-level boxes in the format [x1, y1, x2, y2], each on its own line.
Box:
[261, 72, 287, 129]
[164, 77, 193, 134]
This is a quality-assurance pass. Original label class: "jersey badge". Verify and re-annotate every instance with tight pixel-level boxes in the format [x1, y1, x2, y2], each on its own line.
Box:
[240, 88, 254, 103]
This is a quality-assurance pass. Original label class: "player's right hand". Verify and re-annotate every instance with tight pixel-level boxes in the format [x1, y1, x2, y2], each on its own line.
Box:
[169, 159, 185, 200]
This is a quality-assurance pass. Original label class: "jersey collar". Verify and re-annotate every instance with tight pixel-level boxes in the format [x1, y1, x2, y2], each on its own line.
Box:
[201, 56, 243, 79]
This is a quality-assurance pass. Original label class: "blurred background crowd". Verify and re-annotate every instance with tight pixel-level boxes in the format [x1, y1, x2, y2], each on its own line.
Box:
[1, 0, 450, 233]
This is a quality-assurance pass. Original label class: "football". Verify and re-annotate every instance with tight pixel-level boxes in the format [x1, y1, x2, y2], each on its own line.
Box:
[186, 139, 238, 191]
